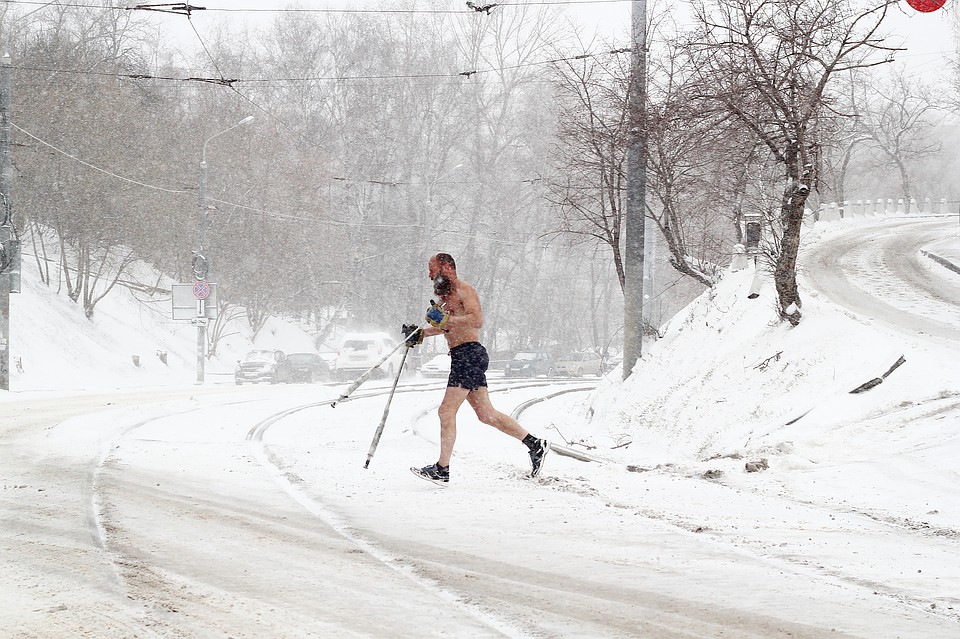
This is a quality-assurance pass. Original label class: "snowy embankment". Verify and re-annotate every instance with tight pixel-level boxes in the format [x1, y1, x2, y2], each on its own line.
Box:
[8, 260, 317, 394]
[531, 215, 960, 560]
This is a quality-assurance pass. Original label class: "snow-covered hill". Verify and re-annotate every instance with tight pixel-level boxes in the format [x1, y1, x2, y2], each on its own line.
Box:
[8, 260, 318, 392]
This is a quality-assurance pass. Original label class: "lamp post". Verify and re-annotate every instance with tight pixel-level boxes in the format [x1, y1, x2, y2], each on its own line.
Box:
[194, 115, 254, 384]
[0, 53, 12, 391]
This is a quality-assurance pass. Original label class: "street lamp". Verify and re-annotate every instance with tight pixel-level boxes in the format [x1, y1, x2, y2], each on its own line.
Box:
[194, 115, 254, 384]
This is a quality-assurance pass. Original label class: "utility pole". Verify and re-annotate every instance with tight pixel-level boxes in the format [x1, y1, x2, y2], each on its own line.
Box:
[0, 53, 15, 391]
[623, 0, 647, 381]
[194, 116, 253, 383]
[195, 152, 208, 384]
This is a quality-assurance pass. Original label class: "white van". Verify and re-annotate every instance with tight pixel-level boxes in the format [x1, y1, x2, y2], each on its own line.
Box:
[334, 332, 407, 381]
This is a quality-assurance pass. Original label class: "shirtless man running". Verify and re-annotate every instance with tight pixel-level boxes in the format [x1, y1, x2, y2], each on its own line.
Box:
[410, 253, 549, 485]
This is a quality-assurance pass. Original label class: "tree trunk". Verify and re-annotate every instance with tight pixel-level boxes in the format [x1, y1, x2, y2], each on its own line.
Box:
[774, 181, 808, 325]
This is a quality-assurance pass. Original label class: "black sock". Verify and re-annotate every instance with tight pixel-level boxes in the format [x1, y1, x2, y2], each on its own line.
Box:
[522, 434, 538, 449]
[436, 463, 449, 471]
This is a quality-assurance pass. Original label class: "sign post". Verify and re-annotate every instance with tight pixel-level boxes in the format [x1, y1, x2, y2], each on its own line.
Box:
[193, 279, 211, 383]
[171, 282, 218, 383]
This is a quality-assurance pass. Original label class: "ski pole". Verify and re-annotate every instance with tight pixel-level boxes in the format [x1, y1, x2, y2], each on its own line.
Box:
[330, 334, 409, 408]
[331, 305, 442, 408]
[364, 344, 410, 468]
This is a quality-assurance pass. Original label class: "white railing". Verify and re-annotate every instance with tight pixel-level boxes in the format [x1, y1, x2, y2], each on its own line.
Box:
[810, 197, 956, 222]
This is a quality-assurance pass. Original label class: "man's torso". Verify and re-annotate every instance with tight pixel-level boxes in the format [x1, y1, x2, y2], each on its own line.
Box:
[440, 281, 480, 349]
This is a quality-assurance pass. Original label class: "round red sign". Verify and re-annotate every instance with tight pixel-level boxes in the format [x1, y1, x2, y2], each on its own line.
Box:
[192, 280, 210, 300]
[906, 0, 946, 12]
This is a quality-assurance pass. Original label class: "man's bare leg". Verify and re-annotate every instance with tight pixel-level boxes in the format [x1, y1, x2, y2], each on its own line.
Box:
[466, 387, 528, 439]
[467, 387, 549, 477]
[437, 386, 470, 466]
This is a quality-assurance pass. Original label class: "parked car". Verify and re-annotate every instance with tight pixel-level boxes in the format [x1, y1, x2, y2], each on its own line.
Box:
[420, 353, 451, 378]
[235, 349, 293, 385]
[334, 332, 406, 380]
[601, 354, 623, 374]
[285, 352, 330, 383]
[503, 351, 554, 378]
[554, 352, 603, 377]
[487, 351, 514, 373]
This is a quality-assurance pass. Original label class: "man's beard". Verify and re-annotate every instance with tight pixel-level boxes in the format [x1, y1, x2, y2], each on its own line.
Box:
[433, 274, 452, 296]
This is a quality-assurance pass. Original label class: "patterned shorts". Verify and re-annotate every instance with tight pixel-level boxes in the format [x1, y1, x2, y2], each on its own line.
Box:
[448, 342, 488, 390]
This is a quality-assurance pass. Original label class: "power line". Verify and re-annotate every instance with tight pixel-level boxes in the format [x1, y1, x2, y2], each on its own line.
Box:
[10, 46, 631, 85]
[11, 122, 189, 194]
[7, 0, 633, 86]
[10, 120, 550, 246]
[3, 0, 630, 14]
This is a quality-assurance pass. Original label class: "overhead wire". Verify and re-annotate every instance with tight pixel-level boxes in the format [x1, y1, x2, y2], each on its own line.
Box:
[7, 0, 612, 250]
[9, 120, 552, 247]
[2, 0, 631, 13]
[5, 0, 634, 87]
[11, 122, 189, 194]
[8, 47, 632, 85]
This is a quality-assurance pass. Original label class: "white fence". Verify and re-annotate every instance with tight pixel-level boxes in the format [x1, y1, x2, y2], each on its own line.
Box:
[811, 197, 955, 223]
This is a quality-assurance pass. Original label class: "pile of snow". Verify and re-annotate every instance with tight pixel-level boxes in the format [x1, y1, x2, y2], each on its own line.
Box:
[578, 266, 911, 461]
[543, 219, 960, 499]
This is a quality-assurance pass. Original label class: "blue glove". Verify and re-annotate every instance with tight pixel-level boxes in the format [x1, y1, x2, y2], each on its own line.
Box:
[425, 303, 449, 329]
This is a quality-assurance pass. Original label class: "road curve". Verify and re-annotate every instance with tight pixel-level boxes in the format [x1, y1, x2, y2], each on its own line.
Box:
[1, 381, 883, 639]
[800, 216, 960, 343]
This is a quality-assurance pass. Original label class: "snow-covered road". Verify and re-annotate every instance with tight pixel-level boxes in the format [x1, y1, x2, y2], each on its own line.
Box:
[802, 216, 960, 342]
[3, 216, 960, 638]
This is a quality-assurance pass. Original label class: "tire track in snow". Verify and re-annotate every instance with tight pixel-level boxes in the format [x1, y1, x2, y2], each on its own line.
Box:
[245, 379, 594, 639]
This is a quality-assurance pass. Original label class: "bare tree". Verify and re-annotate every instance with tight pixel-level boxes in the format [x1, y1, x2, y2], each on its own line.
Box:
[688, 0, 897, 325]
[247, 9, 474, 332]
[547, 52, 630, 290]
[11, 2, 169, 319]
[849, 68, 943, 204]
[644, 36, 744, 288]
[548, 30, 736, 293]
[813, 75, 870, 207]
[449, 4, 567, 351]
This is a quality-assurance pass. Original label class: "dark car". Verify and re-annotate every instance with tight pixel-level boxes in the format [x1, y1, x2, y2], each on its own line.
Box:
[235, 349, 293, 385]
[286, 352, 330, 383]
[504, 351, 554, 378]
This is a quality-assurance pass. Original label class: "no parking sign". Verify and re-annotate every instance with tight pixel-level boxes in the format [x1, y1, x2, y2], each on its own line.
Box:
[193, 280, 211, 300]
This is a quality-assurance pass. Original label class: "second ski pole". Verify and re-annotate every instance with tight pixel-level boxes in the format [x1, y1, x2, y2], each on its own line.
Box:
[363, 344, 411, 468]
